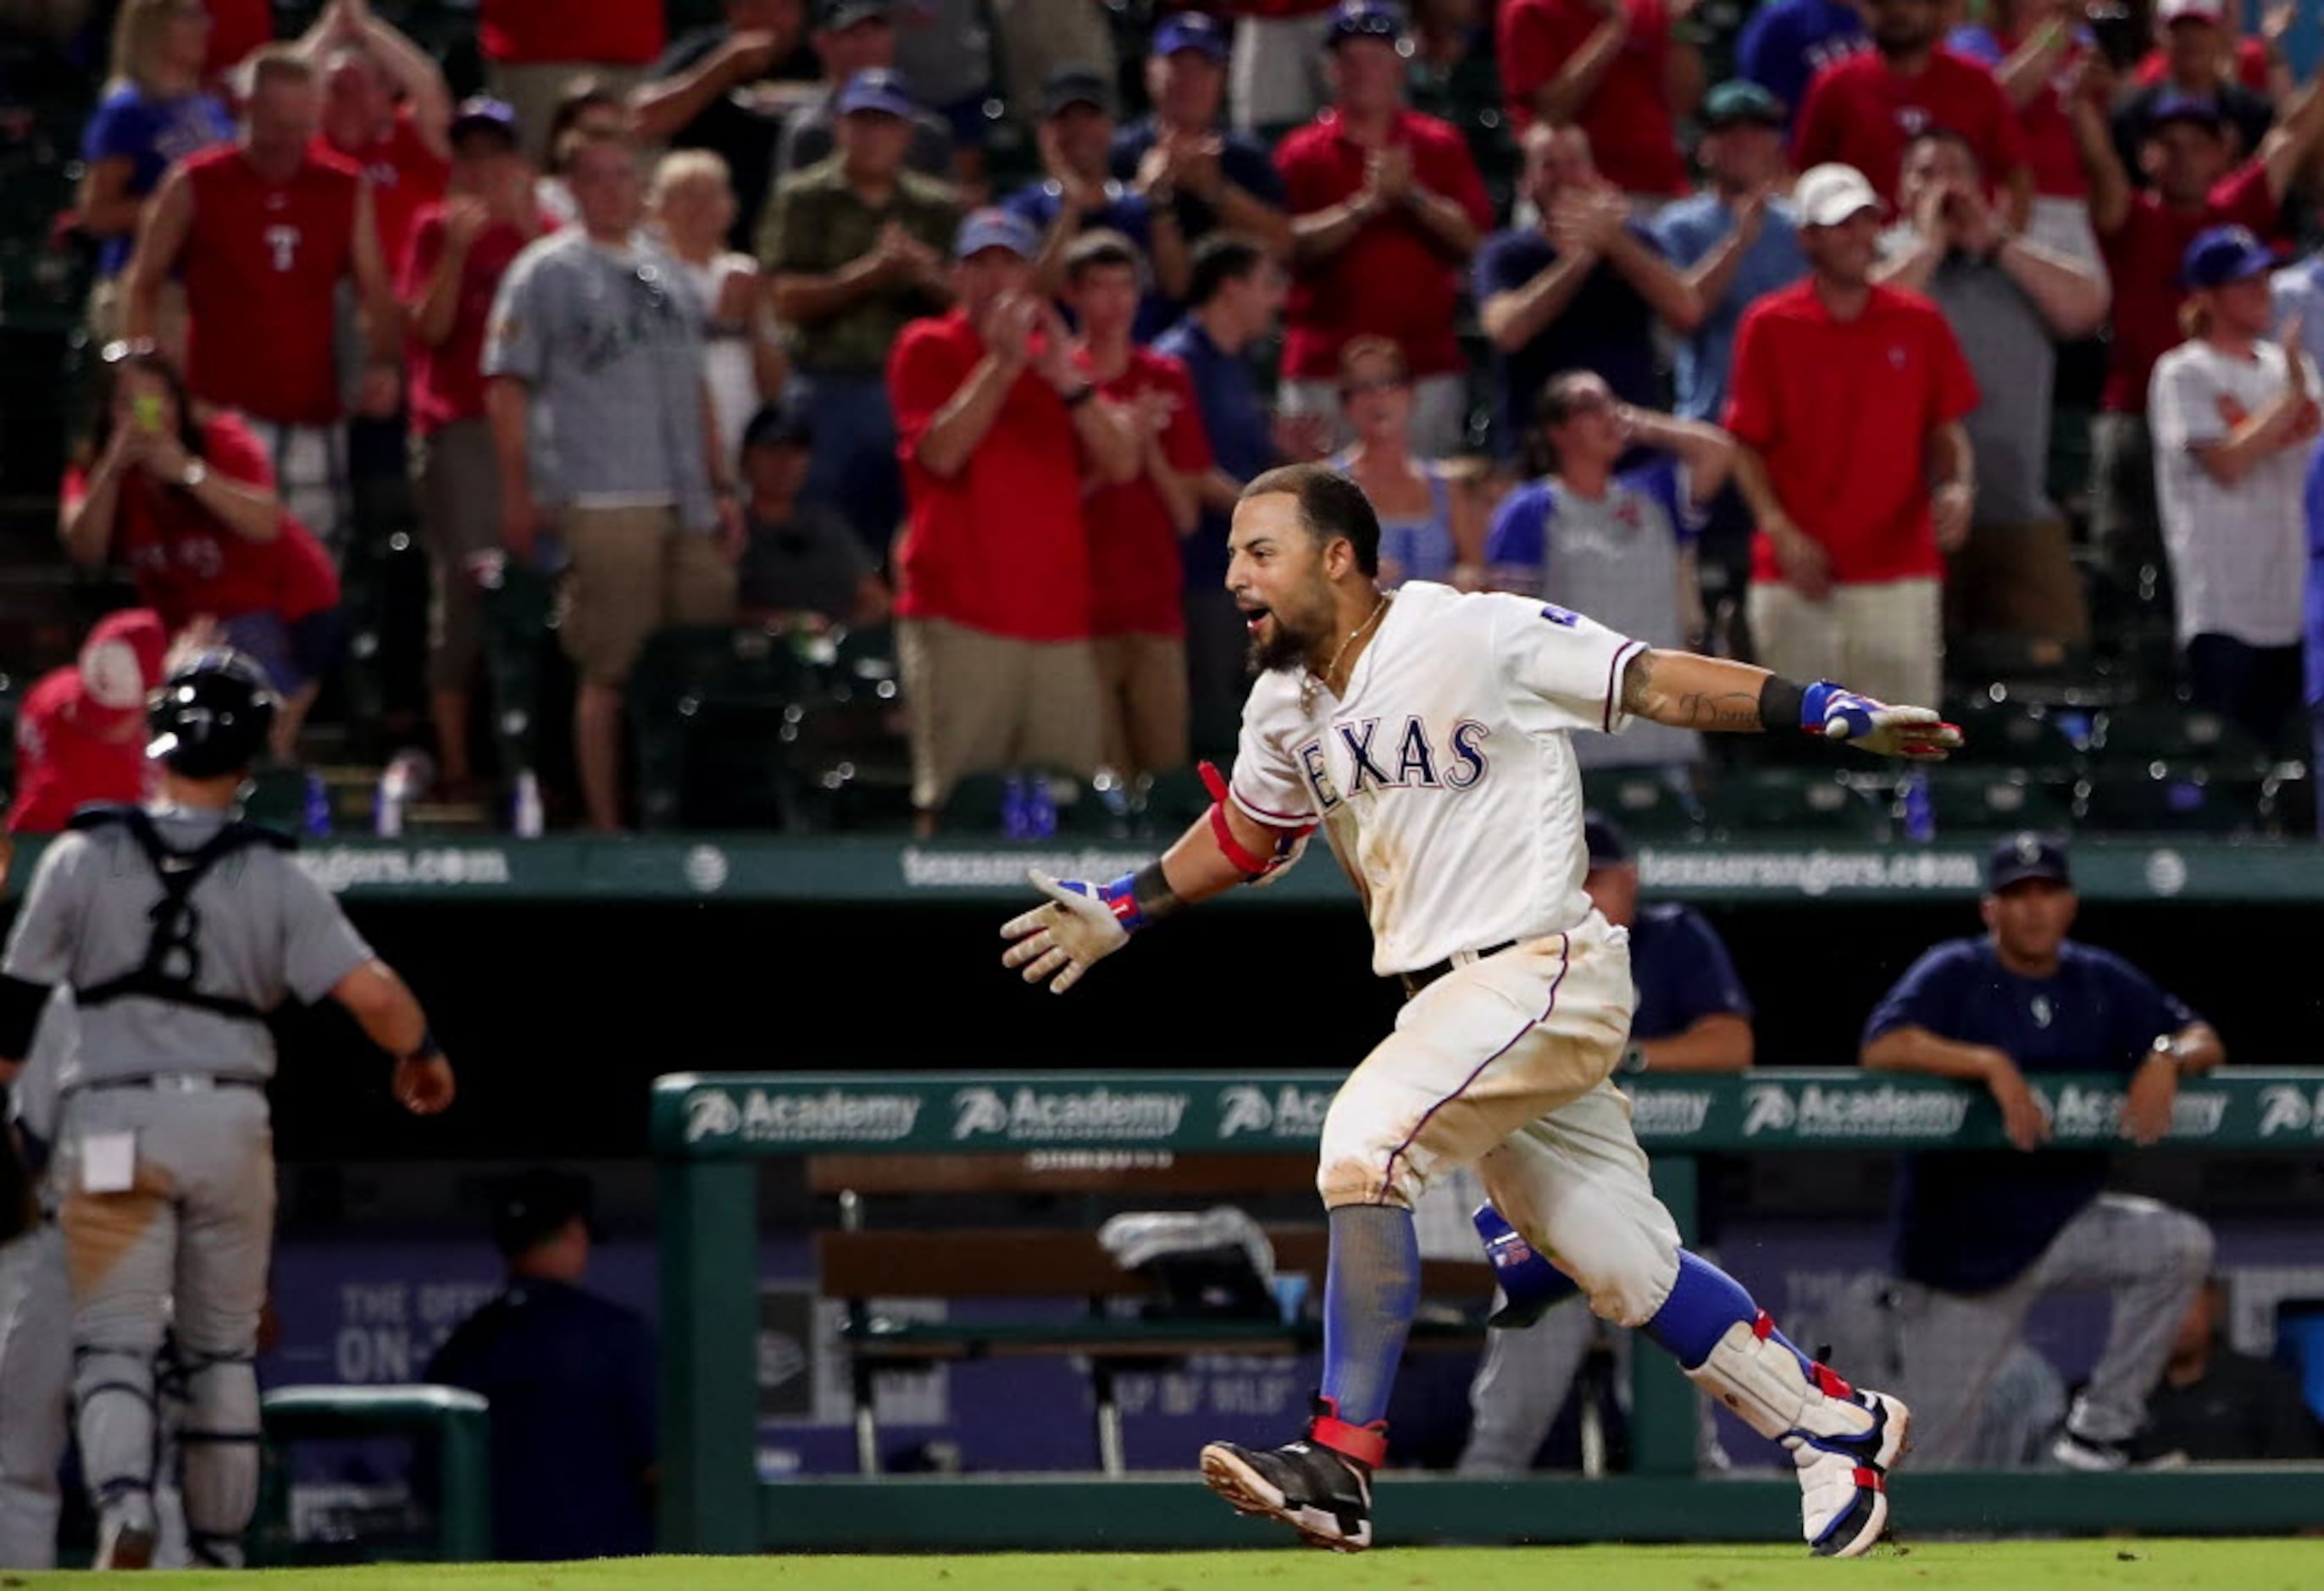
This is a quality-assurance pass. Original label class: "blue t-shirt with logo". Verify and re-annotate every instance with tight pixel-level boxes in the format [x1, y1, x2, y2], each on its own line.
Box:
[80, 84, 235, 276]
[1862, 936, 2197, 1293]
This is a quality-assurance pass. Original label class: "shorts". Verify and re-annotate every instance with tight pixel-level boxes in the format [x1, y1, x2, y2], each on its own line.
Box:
[221, 609, 341, 701]
[896, 616, 1104, 812]
[557, 505, 738, 685]
[411, 418, 502, 690]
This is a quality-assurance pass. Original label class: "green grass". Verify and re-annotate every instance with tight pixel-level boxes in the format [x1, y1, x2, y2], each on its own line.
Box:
[9, 1542, 2322, 1591]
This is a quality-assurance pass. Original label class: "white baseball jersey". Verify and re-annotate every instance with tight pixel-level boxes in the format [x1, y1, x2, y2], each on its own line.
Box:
[1228, 581, 1645, 976]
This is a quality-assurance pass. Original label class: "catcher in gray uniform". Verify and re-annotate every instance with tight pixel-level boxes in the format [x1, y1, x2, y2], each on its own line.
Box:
[0, 650, 457, 1570]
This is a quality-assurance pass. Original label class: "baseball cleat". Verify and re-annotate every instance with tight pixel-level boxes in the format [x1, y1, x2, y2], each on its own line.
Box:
[1793, 1385, 1911, 1558]
[1199, 1395, 1382, 1552]
[94, 1509, 157, 1571]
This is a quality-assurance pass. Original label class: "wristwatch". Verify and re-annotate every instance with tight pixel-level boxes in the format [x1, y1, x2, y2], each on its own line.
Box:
[2148, 1032, 2187, 1069]
[179, 458, 208, 489]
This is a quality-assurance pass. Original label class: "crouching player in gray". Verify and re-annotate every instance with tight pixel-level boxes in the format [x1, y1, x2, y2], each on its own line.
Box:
[0, 651, 457, 1568]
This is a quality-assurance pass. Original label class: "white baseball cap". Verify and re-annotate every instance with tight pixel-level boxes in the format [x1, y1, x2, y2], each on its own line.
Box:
[2158, 0, 2227, 25]
[1794, 163, 1881, 228]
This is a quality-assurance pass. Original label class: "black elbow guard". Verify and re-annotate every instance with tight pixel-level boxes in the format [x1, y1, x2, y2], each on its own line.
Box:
[0, 974, 53, 1060]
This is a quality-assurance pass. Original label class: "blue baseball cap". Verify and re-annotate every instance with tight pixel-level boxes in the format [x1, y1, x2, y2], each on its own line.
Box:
[448, 96, 521, 147]
[1327, 0, 1406, 47]
[837, 67, 919, 119]
[1987, 832, 2072, 892]
[2147, 91, 2226, 132]
[1153, 12, 1231, 59]
[2180, 224, 2277, 290]
[954, 207, 1040, 260]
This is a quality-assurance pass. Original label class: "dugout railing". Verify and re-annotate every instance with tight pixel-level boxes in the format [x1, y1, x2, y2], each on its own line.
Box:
[651, 1067, 2324, 1554]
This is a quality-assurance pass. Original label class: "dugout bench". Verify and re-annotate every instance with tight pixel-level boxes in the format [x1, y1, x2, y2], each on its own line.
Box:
[652, 1067, 2324, 1555]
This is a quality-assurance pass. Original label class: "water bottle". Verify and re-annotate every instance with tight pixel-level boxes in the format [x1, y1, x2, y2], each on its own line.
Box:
[1024, 772, 1057, 841]
[1900, 769, 1936, 845]
[301, 770, 333, 838]
[511, 768, 545, 838]
[374, 749, 435, 839]
[1001, 773, 1030, 840]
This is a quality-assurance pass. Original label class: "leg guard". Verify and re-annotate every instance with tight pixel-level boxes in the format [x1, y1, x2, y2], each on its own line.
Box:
[175, 1347, 260, 1562]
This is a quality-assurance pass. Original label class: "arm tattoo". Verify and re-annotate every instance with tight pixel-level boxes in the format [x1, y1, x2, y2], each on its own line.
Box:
[1674, 690, 1766, 732]
[1619, 648, 1657, 716]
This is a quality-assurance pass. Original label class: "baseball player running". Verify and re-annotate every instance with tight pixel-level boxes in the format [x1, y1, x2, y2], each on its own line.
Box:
[1001, 464, 1960, 1555]
[0, 650, 456, 1569]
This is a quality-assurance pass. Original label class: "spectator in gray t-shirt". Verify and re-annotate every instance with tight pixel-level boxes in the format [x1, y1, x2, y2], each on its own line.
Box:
[736, 401, 893, 628]
[1877, 129, 2108, 660]
[485, 129, 743, 832]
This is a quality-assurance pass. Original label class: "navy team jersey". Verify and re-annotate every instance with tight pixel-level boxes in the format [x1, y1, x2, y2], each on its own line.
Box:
[1628, 901, 1752, 1041]
[1862, 936, 2198, 1294]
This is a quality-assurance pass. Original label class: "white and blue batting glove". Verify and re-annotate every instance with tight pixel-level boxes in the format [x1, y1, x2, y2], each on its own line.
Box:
[999, 869, 1140, 994]
[1801, 681, 1962, 761]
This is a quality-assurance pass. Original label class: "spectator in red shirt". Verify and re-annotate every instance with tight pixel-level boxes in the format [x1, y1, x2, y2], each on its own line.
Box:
[1944, 0, 2099, 266]
[6, 609, 170, 834]
[886, 208, 1141, 831]
[1064, 230, 1213, 782]
[1274, 0, 1492, 458]
[1497, 0, 1702, 208]
[2135, 0, 2283, 97]
[402, 98, 552, 801]
[480, 0, 668, 163]
[1794, 0, 2033, 228]
[203, 0, 275, 91]
[1724, 163, 1979, 710]
[2071, 64, 2324, 602]
[297, 0, 452, 273]
[57, 344, 342, 759]
[123, 46, 402, 564]
[2113, 0, 2277, 180]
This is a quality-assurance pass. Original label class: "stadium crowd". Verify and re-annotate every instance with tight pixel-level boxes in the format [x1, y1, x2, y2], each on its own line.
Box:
[7, 0, 2324, 834]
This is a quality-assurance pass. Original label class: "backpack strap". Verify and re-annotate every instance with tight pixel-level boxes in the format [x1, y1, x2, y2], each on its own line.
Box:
[72, 808, 294, 1023]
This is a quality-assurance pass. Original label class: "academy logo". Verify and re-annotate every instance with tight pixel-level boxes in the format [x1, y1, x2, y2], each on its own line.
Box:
[2039, 1084, 2228, 1140]
[686, 1088, 922, 1144]
[2257, 1084, 2324, 1138]
[1627, 1089, 1714, 1140]
[1217, 1084, 1335, 1140]
[951, 1085, 1190, 1143]
[1743, 1084, 1972, 1140]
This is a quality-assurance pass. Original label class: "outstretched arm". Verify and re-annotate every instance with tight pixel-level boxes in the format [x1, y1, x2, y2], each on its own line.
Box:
[1617, 647, 1961, 756]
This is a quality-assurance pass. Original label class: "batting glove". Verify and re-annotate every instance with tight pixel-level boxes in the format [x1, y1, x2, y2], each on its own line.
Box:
[1802, 681, 1962, 761]
[1000, 869, 1139, 995]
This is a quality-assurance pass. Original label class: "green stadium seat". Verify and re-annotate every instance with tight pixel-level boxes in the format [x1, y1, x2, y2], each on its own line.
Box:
[2076, 768, 2269, 836]
[1700, 768, 1891, 840]
[1582, 767, 1706, 840]
[629, 625, 815, 831]
[2090, 703, 2271, 776]
[1939, 690, 2088, 774]
[1914, 768, 2076, 835]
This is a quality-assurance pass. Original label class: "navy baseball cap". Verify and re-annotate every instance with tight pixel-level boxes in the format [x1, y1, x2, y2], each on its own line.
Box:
[837, 67, 919, 119]
[449, 97, 520, 148]
[1153, 12, 1231, 59]
[1701, 80, 1786, 129]
[491, 1168, 601, 1257]
[1987, 832, 2072, 892]
[954, 206, 1040, 260]
[744, 398, 814, 450]
[818, 0, 896, 29]
[1327, 0, 1406, 47]
[1042, 67, 1118, 119]
[2147, 91, 2227, 132]
[1584, 810, 1633, 869]
[2180, 224, 2277, 290]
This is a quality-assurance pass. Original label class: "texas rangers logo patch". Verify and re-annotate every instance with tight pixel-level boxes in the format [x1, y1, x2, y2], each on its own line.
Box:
[1539, 603, 1580, 627]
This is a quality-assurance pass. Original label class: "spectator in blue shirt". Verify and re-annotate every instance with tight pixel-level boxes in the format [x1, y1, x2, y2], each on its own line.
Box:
[1859, 834, 2224, 1472]
[1111, 14, 1293, 259]
[1009, 68, 1191, 341]
[1155, 232, 1293, 756]
[425, 1170, 657, 1561]
[1734, 0, 1867, 130]
[1456, 810, 1751, 1474]
[80, 0, 236, 341]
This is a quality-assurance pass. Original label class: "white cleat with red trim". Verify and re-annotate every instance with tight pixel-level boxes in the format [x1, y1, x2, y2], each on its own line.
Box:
[1684, 1313, 1911, 1557]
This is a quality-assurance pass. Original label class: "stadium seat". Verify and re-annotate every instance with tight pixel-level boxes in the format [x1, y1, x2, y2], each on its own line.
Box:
[2088, 703, 2273, 777]
[628, 625, 815, 831]
[1913, 768, 2076, 835]
[2076, 768, 2270, 836]
[1136, 765, 1216, 837]
[1582, 767, 1706, 840]
[1939, 690, 2087, 775]
[1700, 768, 1891, 840]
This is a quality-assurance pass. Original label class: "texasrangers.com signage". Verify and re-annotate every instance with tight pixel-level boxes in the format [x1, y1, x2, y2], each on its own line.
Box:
[651, 1069, 2324, 1157]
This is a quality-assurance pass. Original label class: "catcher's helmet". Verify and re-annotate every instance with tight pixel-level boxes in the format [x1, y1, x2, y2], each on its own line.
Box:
[146, 649, 278, 778]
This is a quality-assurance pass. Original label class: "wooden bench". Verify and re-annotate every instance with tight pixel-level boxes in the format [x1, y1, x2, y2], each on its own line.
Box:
[808, 1152, 1491, 1474]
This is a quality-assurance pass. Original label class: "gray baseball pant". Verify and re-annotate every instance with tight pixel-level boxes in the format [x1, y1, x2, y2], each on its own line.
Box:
[0, 1222, 70, 1567]
[56, 1086, 275, 1566]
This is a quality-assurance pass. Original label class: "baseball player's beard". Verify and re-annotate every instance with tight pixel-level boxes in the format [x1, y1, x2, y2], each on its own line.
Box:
[1249, 616, 1314, 676]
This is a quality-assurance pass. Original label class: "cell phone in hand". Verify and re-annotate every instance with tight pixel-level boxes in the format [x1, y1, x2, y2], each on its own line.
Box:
[2085, 2, 2144, 71]
[132, 394, 164, 434]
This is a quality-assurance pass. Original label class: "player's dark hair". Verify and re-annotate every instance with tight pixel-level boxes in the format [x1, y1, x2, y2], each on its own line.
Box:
[1524, 370, 1608, 477]
[1900, 124, 1979, 173]
[82, 343, 206, 473]
[1243, 463, 1381, 577]
[1186, 233, 1267, 308]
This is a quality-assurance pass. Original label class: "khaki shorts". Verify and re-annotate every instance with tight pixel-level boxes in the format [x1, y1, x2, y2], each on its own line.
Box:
[1091, 631, 1189, 781]
[557, 505, 738, 685]
[412, 418, 502, 690]
[1746, 575, 1943, 710]
[897, 616, 1104, 812]
[1945, 517, 2089, 647]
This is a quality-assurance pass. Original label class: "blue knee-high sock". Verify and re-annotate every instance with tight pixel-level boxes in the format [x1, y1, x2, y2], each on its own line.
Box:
[1642, 1250, 1816, 1374]
[1318, 1205, 1422, 1427]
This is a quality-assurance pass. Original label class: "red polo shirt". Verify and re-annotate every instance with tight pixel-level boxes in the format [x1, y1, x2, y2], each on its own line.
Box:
[1499, 0, 1691, 197]
[1275, 108, 1494, 382]
[890, 310, 1092, 641]
[2098, 161, 2280, 413]
[321, 108, 448, 279]
[1722, 280, 1979, 586]
[1077, 346, 1213, 639]
[400, 205, 546, 434]
[1794, 49, 2029, 208]
[480, 0, 667, 64]
[2135, 38, 2272, 95]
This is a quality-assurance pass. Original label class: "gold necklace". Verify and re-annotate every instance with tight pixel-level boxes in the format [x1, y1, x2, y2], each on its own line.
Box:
[1305, 592, 1389, 712]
